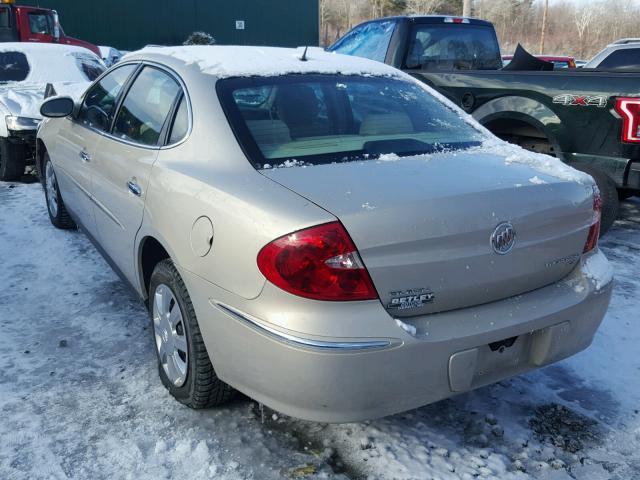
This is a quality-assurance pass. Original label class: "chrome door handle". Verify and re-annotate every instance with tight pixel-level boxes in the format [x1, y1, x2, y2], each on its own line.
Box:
[79, 150, 91, 162]
[127, 180, 142, 197]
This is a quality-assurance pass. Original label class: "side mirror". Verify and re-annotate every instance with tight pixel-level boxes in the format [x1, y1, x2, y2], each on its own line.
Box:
[40, 96, 75, 118]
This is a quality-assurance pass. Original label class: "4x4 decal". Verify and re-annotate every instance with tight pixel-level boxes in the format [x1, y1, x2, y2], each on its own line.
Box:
[552, 94, 608, 107]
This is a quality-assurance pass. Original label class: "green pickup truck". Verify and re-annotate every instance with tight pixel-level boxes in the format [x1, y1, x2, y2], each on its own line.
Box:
[329, 15, 640, 234]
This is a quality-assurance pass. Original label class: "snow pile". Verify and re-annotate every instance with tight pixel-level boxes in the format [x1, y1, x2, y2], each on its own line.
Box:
[469, 138, 593, 184]
[395, 318, 417, 336]
[0, 83, 45, 117]
[528, 175, 547, 185]
[583, 249, 614, 290]
[0, 81, 89, 118]
[133, 45, 406, 79]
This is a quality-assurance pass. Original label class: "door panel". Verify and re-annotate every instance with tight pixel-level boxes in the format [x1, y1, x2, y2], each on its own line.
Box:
[92, 142, 159, 286]
[91, 66, 182, 287]
[51, 118, 101, 236]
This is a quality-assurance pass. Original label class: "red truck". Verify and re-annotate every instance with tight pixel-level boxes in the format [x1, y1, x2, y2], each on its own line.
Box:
[0, 0, 99, 56]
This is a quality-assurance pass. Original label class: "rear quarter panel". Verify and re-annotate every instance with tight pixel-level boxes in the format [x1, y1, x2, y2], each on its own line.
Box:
[137, 69, 335, 300]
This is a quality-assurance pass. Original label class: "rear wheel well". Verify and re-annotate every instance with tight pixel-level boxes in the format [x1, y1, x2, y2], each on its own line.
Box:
[483, 118, 556, 156]
[140, 237, 170, 298]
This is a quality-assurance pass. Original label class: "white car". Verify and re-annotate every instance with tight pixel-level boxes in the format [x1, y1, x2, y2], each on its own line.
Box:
[584, 39, 640, 69]
[0, 43, 105, 181]
[98, 46, 123, 67]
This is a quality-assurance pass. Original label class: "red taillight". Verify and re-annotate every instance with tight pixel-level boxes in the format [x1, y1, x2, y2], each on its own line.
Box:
[615, 97, 640, 143]
[257, 222, 378, 301]
[583, 186, 602, 253]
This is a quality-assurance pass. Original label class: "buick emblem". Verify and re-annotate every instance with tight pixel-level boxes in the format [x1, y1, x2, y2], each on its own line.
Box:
[491, 222, 516, 255]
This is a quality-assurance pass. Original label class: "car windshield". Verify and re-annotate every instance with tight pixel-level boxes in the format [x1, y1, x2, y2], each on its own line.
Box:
[406, 24, 502, 70]
[218, 75, 484, 168]
[0, 51, 30, 82]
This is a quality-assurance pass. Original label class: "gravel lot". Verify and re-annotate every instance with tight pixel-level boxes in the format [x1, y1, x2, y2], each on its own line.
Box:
[1, 181, 639, 480]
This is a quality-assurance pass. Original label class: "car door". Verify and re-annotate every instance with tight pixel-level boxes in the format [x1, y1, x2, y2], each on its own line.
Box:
[91, 65, 183, 287]
[53, 63, 138, 237]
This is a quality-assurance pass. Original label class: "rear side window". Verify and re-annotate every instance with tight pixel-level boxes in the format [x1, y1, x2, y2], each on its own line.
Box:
[113, 67, 181, 146]
[0, 51, 29, 82]
[405, 24, 502, 70]
[79, 64, 137, 132]
[218, 75, 483, 168]
[598, 48, 640, 69]
[329, 20, 396, 62]
[168, 96, 189, 144]
[28, 13, 53, 35]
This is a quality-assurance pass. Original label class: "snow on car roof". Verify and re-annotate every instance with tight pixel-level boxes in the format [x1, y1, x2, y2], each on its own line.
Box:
[0, 41, 99, 57]
[127, 45, 405, 79]
[0, 42, 103, 84]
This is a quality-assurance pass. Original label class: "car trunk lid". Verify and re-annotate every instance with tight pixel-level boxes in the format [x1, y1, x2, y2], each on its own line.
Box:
[261, 152, 594, 316]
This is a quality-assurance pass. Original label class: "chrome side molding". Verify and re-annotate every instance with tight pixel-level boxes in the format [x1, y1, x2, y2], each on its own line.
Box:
[215, 302, 392, 351]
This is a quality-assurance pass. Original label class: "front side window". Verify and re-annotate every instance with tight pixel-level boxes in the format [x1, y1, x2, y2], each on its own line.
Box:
[405, 24, 502, 70]
[28, 13, 53, 35]
[599, 48, 640, 69]
[329, 20, 396, 62]
[113, 67, 181, 146]
[0, 51, 29, 82]
[218, 75, 484, 168]
[79, 64, 137, 132]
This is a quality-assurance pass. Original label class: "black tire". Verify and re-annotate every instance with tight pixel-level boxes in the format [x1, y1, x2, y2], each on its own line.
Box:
[0, 137, 26, 181]
[149, 259, 235, 408]
[43, 152, 76, 229]
[574, 165, 619, 237]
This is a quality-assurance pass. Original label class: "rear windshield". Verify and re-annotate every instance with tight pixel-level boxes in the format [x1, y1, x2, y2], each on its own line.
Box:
[0, 51, 30, 82]
[218, 75, 483, 168]
[405, 24, 502, 70]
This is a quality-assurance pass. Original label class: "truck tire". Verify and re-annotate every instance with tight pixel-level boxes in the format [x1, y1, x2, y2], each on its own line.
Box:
[43, 153, 76, 229]
[0, 137, 26, 181]
[574, 165, 619, 237]
[149, 259, 236, 409]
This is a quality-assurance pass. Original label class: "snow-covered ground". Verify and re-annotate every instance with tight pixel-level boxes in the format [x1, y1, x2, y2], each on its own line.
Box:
[1, 181, 639, 480]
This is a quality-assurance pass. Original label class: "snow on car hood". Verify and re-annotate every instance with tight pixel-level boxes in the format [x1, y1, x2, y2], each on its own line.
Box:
[0, 81, 89, 119]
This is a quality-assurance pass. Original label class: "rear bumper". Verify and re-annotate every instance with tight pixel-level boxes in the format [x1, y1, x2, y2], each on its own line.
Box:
[184, 250, 613, 423]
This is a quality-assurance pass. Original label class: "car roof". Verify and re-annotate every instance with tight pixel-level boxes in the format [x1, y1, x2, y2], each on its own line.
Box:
[0, 42, 103, 85]
[123, 45, 406, 80]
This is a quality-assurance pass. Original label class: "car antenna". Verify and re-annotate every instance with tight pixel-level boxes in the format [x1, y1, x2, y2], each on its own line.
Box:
[299, 46, 309, 62]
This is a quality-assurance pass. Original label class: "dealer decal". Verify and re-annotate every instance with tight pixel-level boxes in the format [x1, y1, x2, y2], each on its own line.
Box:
[552, 94, 607, 108]
[387, 288, 435, 310]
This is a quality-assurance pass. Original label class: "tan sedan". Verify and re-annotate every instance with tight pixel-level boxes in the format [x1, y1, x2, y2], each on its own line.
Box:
[36, 46, 612, 422]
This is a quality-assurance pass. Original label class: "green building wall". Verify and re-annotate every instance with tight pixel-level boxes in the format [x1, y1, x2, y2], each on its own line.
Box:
[21, 0, 319, 51]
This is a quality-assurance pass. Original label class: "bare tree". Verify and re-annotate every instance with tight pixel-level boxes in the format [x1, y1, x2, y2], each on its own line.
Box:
[406, 0, 445, 14]
[574, 7, 595, 59]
